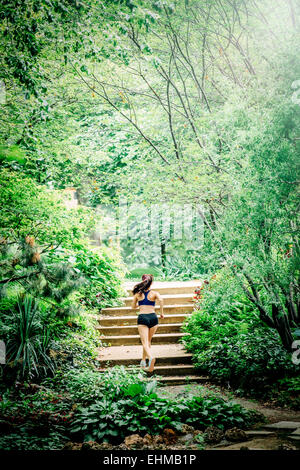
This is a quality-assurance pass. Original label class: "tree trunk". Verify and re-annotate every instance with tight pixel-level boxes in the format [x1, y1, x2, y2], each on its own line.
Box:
[271, 304, 294, 352]
[160, 240, 166, 271]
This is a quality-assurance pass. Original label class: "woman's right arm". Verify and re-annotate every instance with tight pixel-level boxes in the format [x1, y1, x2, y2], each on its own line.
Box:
[131, 294, 138, 311]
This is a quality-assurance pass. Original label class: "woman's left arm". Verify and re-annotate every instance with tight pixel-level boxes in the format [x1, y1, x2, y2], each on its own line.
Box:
[155, 291, 164, 318]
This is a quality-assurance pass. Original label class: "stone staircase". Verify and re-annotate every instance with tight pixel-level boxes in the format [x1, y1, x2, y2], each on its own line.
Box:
[96, 280, 209, 385]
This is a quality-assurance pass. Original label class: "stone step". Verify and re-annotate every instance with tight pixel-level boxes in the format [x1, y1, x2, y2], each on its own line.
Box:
[122, 293, 195, 307]
[97, 344, 193, 367]
[125, 280, 202, 296]
[98, 364, 196, 376]
[98, 313, 192, 326]
[158, 375, 209, 386]
[99, 332, 189, 346]
[244, 430, 276, 438]
[288, 436, 300, 442]
[99, 354, 193, 367]
[97, 281, 202, 383]
[96, 323, 183, 336]
[149, 364, 196, 377]
[100, 304, 194, 316]
[264, 421, 300, 431]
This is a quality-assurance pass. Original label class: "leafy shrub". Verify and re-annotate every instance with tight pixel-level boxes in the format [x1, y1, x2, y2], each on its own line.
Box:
[0, 366, 261, 449]
[52, 366, 154, 405]
[70, 388, 261, 443]
[69, 243, 126, 308]
[0, 169, 98, 319]
[188, 329, 297, 394]
[42, 310, 100, 371]
[0, 386, 72, 450]
[0, 432, 67, 451]
[0, 295, 18, 316]
[183, 270, 299, 402]
[268, 376, 300, 410]
[68, 367, 261, 442]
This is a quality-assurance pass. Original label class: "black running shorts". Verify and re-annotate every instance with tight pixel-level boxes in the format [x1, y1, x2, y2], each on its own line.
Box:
[137, 312, 158, 328]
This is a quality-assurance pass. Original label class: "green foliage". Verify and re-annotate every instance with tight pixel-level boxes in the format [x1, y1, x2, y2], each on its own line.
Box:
[268, 376, 300, 410]
[190, 331, 296, 389]
[48, 316, 100, 370]
[0, 238, 86, 319]
[68, 367, 260, 442]
[194, 431, 206, 450]
[0, 145, 27, 165]
[0, 366, 261, 450]
[0, 292, 100, 382]
[0, 294, 19, 321]
[127, 266, 161, 279]
[52, 366, 152, 405]
[183, 271, 299, 403]
[0, 0, 299, 450]
[0, 168, 125, 316]
[0, 168, 95, 245]
[0, 432, 66, 451]
[0, 0, 158, 98]
[71, 242, 126, 308]
[0, 385, 72, 450]
[4, 295, 55, 380]
[127, 249, 205, 281]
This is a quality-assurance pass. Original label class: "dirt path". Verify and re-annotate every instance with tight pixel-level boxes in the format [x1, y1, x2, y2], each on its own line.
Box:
[158, 382, 300, 450]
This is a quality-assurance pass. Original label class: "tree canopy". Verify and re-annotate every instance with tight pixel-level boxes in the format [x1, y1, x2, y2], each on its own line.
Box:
[0, 0, 299, 351]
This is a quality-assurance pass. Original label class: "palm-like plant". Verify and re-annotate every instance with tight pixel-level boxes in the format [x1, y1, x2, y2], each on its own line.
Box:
[6, 295, 55, 379]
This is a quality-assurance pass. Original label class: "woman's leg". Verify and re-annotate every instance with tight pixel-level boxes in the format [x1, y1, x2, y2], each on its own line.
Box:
[148, 324, 158, 349]
[138, 325, 152, 360]
[147, 324, 158, 371]
[141, 324, 158, 361]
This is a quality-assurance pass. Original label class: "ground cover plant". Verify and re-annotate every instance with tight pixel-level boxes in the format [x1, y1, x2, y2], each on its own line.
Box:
[0, 366, 262, 450]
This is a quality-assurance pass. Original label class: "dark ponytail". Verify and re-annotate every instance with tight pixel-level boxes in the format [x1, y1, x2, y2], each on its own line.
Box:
[133, 274, 154, 294]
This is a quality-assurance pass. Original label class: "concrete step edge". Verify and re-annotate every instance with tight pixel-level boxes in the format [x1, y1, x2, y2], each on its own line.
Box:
[98, 315, 192, 325]
[148, 364, 195, 370]
[99, 332, 189, 338]
[101, 304, 194, 312]
[96, 322, 184, 330]
[97, 355, 193, 362]
[99, 313, 192, 320]
[97, 364, 195, 371]
[123, 294, 196, 301]
[158, 375, 209, 382]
